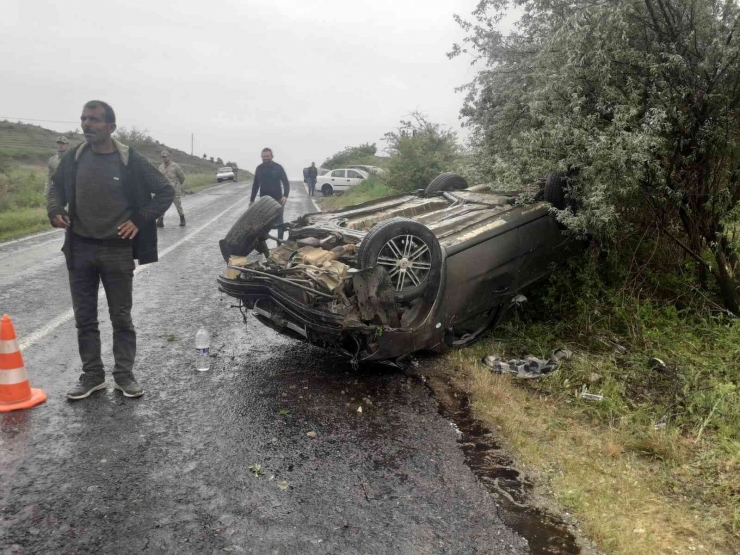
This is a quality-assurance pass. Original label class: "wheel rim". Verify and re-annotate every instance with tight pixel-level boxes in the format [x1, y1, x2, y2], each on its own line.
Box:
[376, 234, 432, 292]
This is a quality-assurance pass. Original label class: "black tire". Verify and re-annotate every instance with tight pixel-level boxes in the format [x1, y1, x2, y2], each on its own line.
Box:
[221, 197, 283, 260]
[356, 218, 442, 303]
[217, 178, 222, 183]
[322, 184, 333, 197]
[544, 173, 566, 209]
[425, 172, 468, 195]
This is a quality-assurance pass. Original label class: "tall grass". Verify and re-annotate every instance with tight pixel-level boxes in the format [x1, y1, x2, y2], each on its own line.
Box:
[0, 164, 48, 239]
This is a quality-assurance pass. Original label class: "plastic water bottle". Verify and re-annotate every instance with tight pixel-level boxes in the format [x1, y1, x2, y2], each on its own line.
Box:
[195, 327, 210, 372]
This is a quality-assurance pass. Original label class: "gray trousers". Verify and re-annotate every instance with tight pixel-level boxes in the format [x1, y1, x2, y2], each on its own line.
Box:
[68, 238, 136, 378]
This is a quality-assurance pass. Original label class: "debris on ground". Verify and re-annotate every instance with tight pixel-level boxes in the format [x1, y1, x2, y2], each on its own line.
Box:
[654, 415, 668, 430]
[248, 464, 262, 477]
[481, 348, 573, 379]
[306, 431, 317, 438]
[648, 357, 667, 371]
[579, 388, 604, 402]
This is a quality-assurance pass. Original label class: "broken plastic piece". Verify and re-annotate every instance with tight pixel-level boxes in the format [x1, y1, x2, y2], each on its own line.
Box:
[481, 347, 571, 379]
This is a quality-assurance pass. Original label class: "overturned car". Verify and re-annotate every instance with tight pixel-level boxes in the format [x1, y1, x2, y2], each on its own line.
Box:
[217, 173, 573, 363]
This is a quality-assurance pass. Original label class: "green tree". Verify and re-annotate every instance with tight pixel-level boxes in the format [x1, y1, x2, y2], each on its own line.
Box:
[114, 126, 152, 143]
[383, 112, 460, 192]
[451, 0, 740, 313]
[322, 143, 378, 169]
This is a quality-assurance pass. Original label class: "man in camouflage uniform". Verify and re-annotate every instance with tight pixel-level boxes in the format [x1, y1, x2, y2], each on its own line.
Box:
[157, 150, 186, 227]
[45, 136, 70, 199]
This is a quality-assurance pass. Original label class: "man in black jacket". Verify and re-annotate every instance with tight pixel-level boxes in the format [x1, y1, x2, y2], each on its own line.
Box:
[307, 162, 318, 196]
[48, 100, 174, 400]
[250, 148, 290, 239]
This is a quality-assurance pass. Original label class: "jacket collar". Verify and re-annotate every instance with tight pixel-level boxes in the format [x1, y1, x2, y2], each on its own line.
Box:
[75, 138, 130, 166]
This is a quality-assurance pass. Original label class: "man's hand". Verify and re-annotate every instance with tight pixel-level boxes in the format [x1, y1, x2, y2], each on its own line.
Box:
[117, 220, 139, 239]
[280, 196, 287, 206]
[52, 214, 70, 229]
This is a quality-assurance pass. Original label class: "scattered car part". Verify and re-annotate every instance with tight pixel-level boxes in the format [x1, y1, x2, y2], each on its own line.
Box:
[219, 197, 283, 261]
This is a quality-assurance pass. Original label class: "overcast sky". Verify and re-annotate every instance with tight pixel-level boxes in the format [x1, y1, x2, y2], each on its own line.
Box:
[1, 0, 481, 178]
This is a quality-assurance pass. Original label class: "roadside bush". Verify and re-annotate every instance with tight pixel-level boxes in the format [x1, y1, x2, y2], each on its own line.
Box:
[452, 0, 740, 314]
[383, 112, 460, 192]
[322, 143, 378, 170]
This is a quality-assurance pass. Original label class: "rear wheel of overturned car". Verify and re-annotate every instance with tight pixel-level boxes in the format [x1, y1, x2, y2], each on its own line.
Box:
[322, 184, 333, 197]
[425, 172, 468, 196]
[356, 218, 442, 303]
[220, 196, 283, 261]
[544, 173, 566, 209]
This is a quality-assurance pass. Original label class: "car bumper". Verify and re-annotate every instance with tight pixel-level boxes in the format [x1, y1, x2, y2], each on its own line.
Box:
[217, 274, 425, 361]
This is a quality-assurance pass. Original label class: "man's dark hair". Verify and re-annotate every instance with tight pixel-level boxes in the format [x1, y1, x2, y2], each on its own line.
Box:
[261, 148, 273, 154]
[83, 100, 116, 124]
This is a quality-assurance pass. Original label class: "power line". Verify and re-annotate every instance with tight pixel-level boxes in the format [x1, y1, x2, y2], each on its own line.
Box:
[0, 116, 80, 124]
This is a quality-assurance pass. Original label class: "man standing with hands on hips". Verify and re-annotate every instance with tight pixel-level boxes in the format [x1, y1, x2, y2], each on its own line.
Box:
[250, 147, 290, 240]
[47, 100, 174, 400]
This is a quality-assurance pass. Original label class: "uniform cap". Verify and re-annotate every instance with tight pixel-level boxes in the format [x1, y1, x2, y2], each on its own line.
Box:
[161, 150, 170, 156]
[56, 136, 69, 144]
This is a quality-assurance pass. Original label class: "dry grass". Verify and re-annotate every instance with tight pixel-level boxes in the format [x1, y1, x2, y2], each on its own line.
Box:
[447, 346, 739, 555]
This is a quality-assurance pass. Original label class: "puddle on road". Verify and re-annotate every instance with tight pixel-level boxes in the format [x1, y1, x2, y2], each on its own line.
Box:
[426, 375, 582, 555]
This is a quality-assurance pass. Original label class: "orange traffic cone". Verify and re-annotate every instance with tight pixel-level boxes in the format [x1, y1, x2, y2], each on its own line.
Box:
[0, 314, 46, 412]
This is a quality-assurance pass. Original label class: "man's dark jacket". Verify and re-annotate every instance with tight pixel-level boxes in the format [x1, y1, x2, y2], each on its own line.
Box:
[48, 139, 175, 268]
[307, 166, 318, 179]
[250, 161, 290, 202]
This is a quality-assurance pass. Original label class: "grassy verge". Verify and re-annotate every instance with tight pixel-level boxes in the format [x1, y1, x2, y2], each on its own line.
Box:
[319, 176, 394, 211]
[183, 172, 223, 194]
[0, 207, 49, 240]
[0, 166, 225, 240]
[445, 275, 739, 554]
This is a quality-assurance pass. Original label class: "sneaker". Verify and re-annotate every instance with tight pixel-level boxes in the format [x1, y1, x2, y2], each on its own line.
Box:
[156, 217, 164, 228]
[66, 374, 106, 400]
[179, 215, 186, 227]
[113, 375, 144, 398]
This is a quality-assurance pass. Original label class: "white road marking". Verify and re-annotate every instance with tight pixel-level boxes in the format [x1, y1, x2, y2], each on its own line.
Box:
[0, 229, 62, 248]
[302, 181, 322, 213]
[18, 195, 250, 351]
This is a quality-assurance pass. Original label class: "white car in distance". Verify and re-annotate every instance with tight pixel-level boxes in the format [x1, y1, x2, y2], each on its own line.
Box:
[318, 168, 369, 197]
[217, 167, 236, 183]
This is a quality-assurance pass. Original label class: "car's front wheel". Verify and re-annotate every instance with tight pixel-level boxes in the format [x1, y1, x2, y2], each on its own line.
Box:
[356, 218, 442, 303]
[217, 178, 222, 183]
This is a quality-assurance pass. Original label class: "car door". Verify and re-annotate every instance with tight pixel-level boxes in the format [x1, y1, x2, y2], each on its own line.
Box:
[517, 213, 564, 289]
[329, 169, 348, 191]
[443, 228, 520, 326]
[346, 170, 365, 188]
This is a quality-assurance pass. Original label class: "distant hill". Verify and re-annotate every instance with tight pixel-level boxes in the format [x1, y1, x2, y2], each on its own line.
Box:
[0, 120, 251, 177]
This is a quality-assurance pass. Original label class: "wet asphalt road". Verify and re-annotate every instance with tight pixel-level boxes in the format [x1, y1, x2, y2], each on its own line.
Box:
[0, 180, 528, 554]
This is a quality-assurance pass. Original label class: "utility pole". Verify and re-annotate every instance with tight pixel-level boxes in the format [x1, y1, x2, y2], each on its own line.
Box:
[191, 133, 194, 156]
